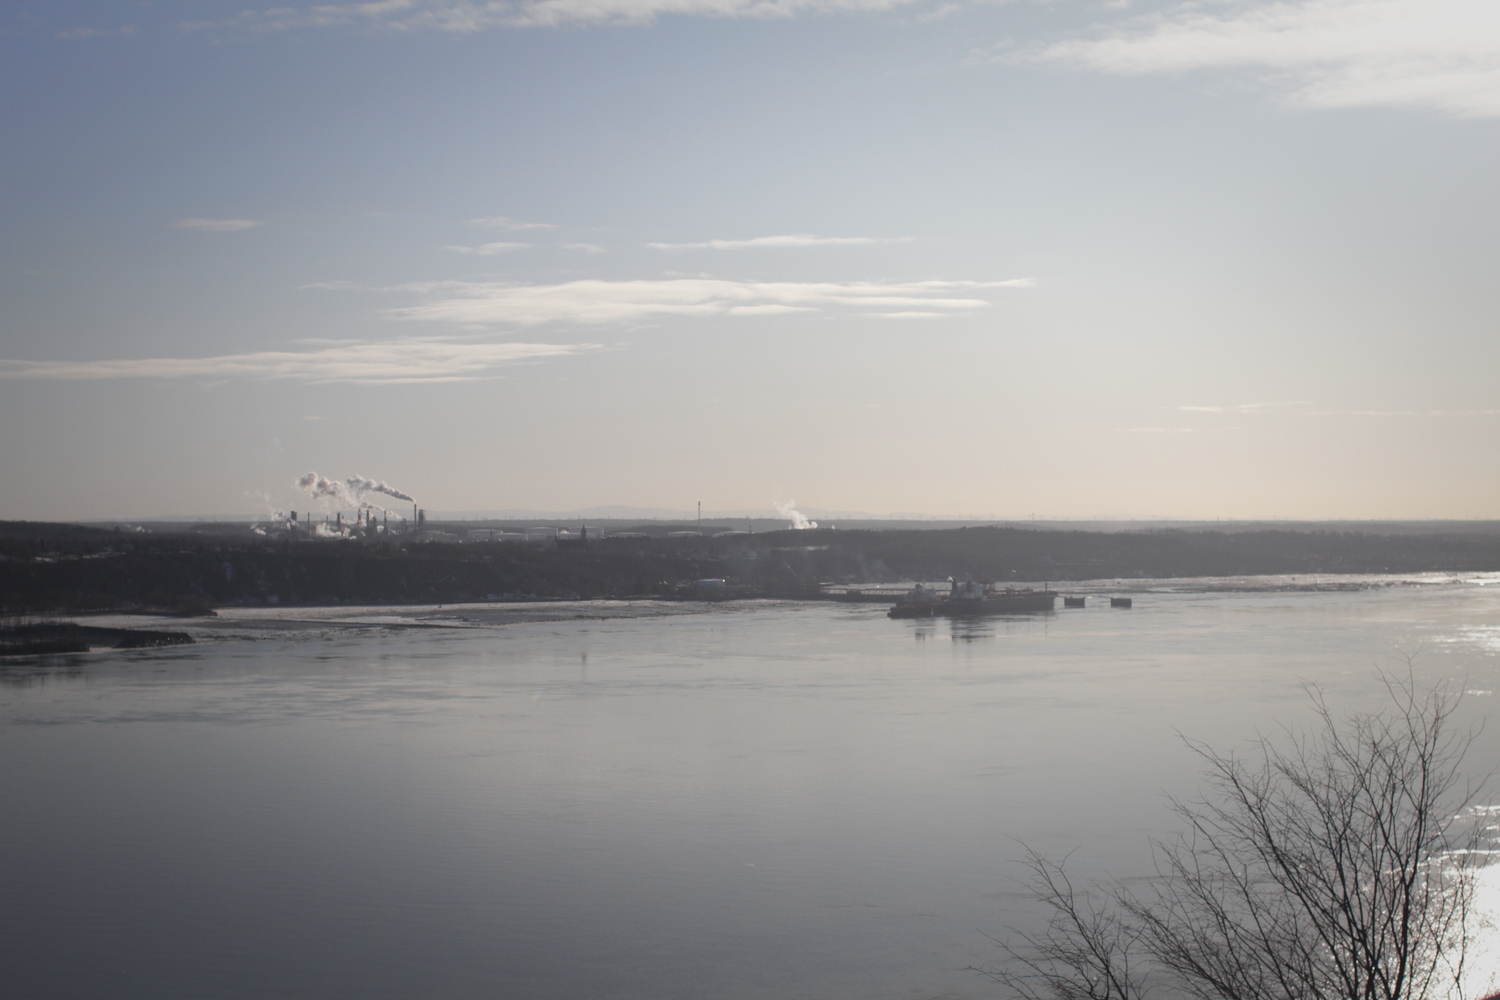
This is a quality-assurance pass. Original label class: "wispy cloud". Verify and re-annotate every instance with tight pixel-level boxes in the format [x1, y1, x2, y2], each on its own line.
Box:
[648, 234, 913, 250]
[0, 338, 595, 385]
[1033, 0, 1500, 118]
[58, 24, 140, 40]
[300, 280, 363, 291]
[34, 274, 1025, 386]
[181, 0, 927, 33]
[386, 277, 1033, 325]
[174, 218, 263, 231]
[442, 241, 531, 254]
[468, 216, 558, 230]
[1174, 401, 1500, 417]
[1173, 401, 1314, 413]
[512, 0, 922, 25]
[1304, 408, 1500, 416]
[563, 243, 607, 253]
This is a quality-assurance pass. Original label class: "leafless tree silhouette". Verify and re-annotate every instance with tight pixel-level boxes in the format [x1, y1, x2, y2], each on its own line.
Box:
[980, 674, 1487, 1000]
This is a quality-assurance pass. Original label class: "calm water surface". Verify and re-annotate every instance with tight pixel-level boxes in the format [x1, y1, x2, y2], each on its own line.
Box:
[5, 577, 1500, 1000]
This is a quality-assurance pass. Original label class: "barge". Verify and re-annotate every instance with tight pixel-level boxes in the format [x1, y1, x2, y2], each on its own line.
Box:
[888, 579, 1056, 618]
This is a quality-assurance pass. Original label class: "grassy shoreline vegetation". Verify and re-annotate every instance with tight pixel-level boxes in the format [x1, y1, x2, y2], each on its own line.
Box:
[4, 520, 1500, 615]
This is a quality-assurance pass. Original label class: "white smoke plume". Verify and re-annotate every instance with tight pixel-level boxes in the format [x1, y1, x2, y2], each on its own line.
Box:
[774, 500, 818, 530]
[296, 472, 351, 504]
[246, 488, 289, 531]
[296, 472, 416, 510]
[345, 474, 415, 504]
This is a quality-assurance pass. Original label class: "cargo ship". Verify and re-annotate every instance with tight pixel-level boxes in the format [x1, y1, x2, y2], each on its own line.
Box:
[887, 578, 1056, 618]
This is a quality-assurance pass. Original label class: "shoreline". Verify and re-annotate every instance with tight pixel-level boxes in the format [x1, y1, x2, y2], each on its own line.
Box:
[4, 571, 1495, 658]
[51, 570, 1500, 631]
[10, 521, 1500, 617]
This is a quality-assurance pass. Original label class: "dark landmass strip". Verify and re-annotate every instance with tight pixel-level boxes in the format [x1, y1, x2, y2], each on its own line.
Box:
[3, 520, 1499, 614]
[0, 621, 195, 655]
[83, 516, 1500, 536]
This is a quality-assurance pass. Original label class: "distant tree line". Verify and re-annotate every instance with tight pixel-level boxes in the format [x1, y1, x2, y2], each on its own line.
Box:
[4, 521, 1500, 613]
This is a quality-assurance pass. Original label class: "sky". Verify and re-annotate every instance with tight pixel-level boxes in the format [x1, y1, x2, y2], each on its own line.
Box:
[2, 0, 1498, 521]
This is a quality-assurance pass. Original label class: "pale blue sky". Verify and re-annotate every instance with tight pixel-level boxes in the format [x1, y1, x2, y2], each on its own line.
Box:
[2, 0, 1498, 519]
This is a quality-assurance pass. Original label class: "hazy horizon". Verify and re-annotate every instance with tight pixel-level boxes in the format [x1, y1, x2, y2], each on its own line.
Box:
[3, 0, 1497, 521]
[40, 506, 1500, 529]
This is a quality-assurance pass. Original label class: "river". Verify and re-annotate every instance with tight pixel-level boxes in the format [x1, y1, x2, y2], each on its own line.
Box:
[4, 575, 1500, 1000]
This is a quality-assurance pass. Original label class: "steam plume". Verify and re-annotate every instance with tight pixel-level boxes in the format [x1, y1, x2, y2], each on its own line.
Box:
[296, 472, 351, 503]
[345, 475, 415, 504]
[774, 500, 818, 530]
[246, 488, 287, 525]
[296, 472, 416, 509]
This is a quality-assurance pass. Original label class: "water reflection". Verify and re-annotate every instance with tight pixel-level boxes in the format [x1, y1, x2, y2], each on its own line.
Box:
[904, 612, 1056, 643]
[949, 619, 994, 643]
[0, 656, 87, 688]
[2, 589, 1499, 1000]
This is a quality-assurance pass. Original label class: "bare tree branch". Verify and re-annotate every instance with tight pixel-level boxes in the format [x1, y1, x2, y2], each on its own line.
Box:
[973, 846, 1150, 1000]
[987, 672, 1486, 1000]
